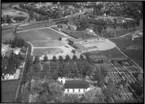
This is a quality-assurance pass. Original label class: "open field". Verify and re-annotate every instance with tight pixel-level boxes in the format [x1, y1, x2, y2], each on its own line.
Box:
[85, 47, 126, 59]
[33, 48, 63, 56]
[18, 27, 65, 42]
[2, 30, 15, 42]
[2, 80, 19, 102]
[19, 22, 55, 31]
[111, 37, 143, 68]
[31, 40, 65, 47]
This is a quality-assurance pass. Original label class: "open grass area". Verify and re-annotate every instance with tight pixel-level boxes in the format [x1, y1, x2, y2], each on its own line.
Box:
[33, 48, 63, 56]
[19, 21, 55, 31]
[31, 40, 65, 47]
[85, 47, 125, 59]
[110, 37, 143, 68]
[18, 28, 65, 42]
[61, 29, 97, 39]
[2, 80, 19, 102]
[2, 30, 15, 42]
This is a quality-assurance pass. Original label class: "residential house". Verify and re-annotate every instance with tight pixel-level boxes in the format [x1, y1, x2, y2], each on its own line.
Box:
[58, 77, 90, 95]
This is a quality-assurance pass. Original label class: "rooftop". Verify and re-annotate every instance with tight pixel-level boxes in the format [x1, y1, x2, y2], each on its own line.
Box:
[64, 80, 89, 89]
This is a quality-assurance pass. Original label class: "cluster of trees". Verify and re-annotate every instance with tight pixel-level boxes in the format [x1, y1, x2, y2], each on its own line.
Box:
[4, 37, 26, 48]
[2, 50, 25, 76]
[19, 3, 76, 22]
[20, 52, 110, 102]
[1, 15, 12, 24]
[92, 65, 108, 87]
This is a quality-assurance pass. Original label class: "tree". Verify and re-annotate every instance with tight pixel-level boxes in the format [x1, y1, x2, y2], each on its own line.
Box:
[43, 55, 48, 62]
[6, 15, 12, 24]
[130, 81, 143, 96]
[52, 55, 57, 61]
[65, 55, 70, 61]
[58, 56, 63, 62]
[103, 82, 118, 101]
[48, 82, 63, 98]
[100, 65, 108, 77]
[72, 54, 78, 61]
[82, 88, 105, 103]
[93, 66, 104, 84]
[61, 94, 80, 103]
[80, 54, 85, 61]
[33, 56, 40, 64]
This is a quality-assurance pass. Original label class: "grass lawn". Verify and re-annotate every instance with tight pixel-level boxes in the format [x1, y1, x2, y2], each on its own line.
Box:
[110, 37, 143, 68]
[115, 29, 134, 37]
[33, 48, 63, 56]
[31, 40, 65, 47]
[2, 80, 19, 102]
[2, 30, 15, 42]
[18, 28, 65, 42]
[85, 47, 125, 59]
[19, 21, 55, 31]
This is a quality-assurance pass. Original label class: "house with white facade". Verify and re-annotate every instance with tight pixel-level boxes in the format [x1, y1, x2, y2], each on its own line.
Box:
[58, 77, 90, 95]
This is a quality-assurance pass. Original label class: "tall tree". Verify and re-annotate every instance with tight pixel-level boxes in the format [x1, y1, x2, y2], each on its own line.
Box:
[43, 55, 48, 62]
[72, 54, 78, 61]
[65, 55, 70, 61]
[33, 56, 40, 64]
[52, 55, 57, 61]
[58, 56, 64, 62]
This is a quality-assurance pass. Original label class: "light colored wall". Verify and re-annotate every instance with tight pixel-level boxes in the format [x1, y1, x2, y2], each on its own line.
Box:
[64, 88, 87, 94]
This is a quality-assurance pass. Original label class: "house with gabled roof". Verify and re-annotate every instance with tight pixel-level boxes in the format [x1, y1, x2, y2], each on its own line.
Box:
[58, 77, 90, 95]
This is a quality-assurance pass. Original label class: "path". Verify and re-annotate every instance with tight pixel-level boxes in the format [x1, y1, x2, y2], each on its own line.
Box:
[15, 47, 28, 101]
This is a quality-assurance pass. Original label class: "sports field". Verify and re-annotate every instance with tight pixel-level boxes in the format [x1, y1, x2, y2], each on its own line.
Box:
[31, 40, 65, 47]
[18, 27, 65, 42]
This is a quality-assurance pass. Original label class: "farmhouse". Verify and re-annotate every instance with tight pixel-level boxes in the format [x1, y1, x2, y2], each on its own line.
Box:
[58, 77, 90, 95]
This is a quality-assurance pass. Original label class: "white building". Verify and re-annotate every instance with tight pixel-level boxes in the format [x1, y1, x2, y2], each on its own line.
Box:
[58, 77, 90, 95]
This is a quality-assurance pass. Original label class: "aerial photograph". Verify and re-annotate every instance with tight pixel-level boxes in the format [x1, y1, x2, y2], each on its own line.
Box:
[1, 2, 143, 103]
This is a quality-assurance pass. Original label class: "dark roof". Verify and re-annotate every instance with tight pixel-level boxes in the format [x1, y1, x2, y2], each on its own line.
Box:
[64, 80, 89, 89]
